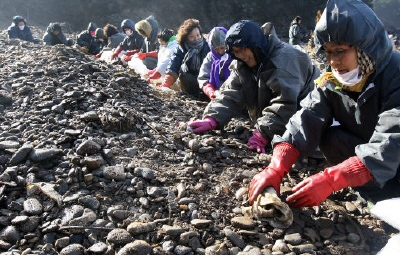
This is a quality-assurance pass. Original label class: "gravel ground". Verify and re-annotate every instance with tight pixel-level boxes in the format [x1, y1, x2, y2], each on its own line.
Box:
[0, 27, 397, 255]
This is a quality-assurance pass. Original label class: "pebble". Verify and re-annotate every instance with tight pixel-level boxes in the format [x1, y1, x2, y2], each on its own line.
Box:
[59, 243, 84, 255]
[76, 140, 102, 156]
[117, 240, 152, 255]
[289, 244, 316, 253]
[284, 233, 302, 245]
[29, 148, 63, 162]
[191, 219, 213, 228]
[103, 165, 126, 181]
[174, 245, 193, 255]
[271, 239, 290, 253]
[9, 144, 33, 165]
[224, 228, 245, 249]
[23, 197, 43, 215]
[0, 226, 20, 244]
[106, 229, 133, 245]
[162, 225, 185, 236]
[231, 216, 255, 229]
[127, 222, 156, 235]
[0, 140, 20, 150]
[134, 167, 155, 180]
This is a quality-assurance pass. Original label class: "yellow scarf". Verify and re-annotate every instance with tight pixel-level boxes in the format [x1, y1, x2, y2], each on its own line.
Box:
[315, 72, 371, 92]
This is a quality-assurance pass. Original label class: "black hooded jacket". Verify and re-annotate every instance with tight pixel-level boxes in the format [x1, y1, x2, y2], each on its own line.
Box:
[76, 22, 101, 55]
[7, 16, 34, 42]
[119, 19, 144, 51]
[204, 20, 319, 141]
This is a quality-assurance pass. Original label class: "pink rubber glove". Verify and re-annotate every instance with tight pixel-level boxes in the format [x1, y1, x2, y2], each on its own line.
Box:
[202, 83, 216, 100]
[286, 156, 373, 207]
[187, 117, 217, 133]
[247, 130, 268, 154]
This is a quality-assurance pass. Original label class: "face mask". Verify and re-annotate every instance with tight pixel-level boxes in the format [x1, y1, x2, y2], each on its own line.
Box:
[332, 66, 362, 86]
[125, 30, 133, 36]
[19, 25, 25, 30]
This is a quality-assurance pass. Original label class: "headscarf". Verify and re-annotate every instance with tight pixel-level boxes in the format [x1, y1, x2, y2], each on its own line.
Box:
[208, 27, 232, 88]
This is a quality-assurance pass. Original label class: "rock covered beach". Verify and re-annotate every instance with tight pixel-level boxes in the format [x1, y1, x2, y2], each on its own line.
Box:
[0, 29, 397, 255]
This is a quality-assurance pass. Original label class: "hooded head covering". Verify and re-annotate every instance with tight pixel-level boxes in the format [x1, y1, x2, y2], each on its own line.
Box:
[135, 20, 152, 38]
[208, 27, 232, 88]
[12, 16, 26, 25]
[314, 0, 392, 76]
[95, 28, 106, 40]
[225, 20, 268, 63]
[50, 23, 62, 33]
[87, 22, 97, 32]
[121, 19, 136, 33]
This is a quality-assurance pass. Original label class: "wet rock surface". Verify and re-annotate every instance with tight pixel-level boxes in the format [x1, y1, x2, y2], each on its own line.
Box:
[0, 30, 397, 255]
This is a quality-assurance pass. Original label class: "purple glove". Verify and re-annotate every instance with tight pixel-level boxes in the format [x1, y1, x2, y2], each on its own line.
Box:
[247, 129, 268, 154]
[187, 117, 217, 133]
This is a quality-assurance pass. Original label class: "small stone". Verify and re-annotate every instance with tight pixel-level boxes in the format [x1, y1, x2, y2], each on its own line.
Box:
[191, 219, 213, 228]
[55, 237, 70, 249]
[80, 111, 99, 122]
[134, 167, 155, 180]
[290, 244, 316, 253]
[29, 148, 63, 162]
[320, 228, 334, 239]
[0, 140, 20, 150]
[87, 242, 108, 254]
[272, 239, 290, 253]
[284, 233, 302, 245]
[162, 240, 175, 252]
[23, 197, 43, 215]
[76, 140, 101, 156]
[107, 229, 133, 246]
[127, 222, 156, 235]
[0, 226, 20, 243]
[83, 155, 104, 170]
[103, 165, 126, 181]
[347, 233, 361, 244]
[9, 144, 33, 165]
[117, 240, 152, 255]
[231, 216, 255, 229]
[162, 225, 185, 236]
[224, 228, 245, 249]
[344, 201, 358, 213]
[59, 243, 84, 255]
[174, 245, 192, 255]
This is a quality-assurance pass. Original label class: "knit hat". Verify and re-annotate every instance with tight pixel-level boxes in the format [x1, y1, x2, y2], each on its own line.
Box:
[95, 28, 106, 40]
[135, 20, 152, 38]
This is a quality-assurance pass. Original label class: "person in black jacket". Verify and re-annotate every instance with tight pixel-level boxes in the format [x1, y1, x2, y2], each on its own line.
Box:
[111, 19, 144, 61]
[7, 16, 34, 43]
[76, 22, 101, 55]
[42, 23, 73, 46]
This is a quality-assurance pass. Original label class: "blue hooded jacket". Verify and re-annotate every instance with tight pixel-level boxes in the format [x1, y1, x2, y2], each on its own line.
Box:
[7, 16, 34, 42]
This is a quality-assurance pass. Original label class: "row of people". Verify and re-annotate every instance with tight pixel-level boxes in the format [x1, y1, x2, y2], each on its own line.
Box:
[6, 0, 400, 211]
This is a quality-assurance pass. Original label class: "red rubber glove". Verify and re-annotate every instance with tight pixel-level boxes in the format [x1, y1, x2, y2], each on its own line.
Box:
[125, 49, 140, 56]
[202, 83, 216, 100]
[136, 52, 147, 60]
[247, 129, 268, 154]
[187, 117, 218, 133]
[94, 53, 102, 58]
[159, 74, 175, 88]
[148, 68, 157, 75]
[286, 156, 373, 208]
[112, 46, 123, 60]
[249, 142, 299, 203]
[146, 51, 158, 58]
[124, 55, 132, 61]
[148, 71, 161, 80]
